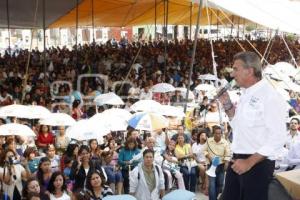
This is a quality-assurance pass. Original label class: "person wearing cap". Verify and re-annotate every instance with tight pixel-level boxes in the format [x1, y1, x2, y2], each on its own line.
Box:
[219, 52, 287, 200]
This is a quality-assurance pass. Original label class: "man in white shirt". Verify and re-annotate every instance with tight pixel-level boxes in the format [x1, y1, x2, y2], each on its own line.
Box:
[286, 117, 300, 149]
[286, 140, 300, 170]
[219, 52, 287, 200]
[139, 84, 153, 100]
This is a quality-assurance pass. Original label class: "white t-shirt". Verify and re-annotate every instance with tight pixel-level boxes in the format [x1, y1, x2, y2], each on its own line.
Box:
[192, 143, 206, 163]
[0, 164, 25, 199]
[50, 191, 71, 200]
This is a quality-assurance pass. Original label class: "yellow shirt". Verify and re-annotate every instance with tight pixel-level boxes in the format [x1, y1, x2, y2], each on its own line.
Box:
[203, 137, 231, 164]
[175, 143, 191, 157]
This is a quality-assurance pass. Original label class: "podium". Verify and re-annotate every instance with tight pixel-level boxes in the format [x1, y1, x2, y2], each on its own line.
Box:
[275, 169, 300, 199]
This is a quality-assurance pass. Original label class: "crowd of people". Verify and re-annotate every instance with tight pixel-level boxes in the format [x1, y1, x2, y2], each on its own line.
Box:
[0, 37, 299, 200]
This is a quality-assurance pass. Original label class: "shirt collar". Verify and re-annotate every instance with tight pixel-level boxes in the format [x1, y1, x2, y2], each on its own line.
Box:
[244, 79, 265, 96]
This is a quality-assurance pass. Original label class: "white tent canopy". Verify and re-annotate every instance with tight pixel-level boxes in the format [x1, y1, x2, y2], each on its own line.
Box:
[209, 0, 300, 34]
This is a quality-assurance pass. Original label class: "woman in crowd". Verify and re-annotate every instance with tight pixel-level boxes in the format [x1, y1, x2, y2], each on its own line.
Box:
[60, 143, 79, 172]
[70, 145, 106, 192]
[47, 171, 71, 200]
[71, 100, 83, 121]
[192, 129, 208, 192]
[118, 136, 140, 194]
[126, 129, 143, 149]
[175, 135, 197, 192]
[163, 140, 185, 190]
[89, 139, 100, 161]
[22, 147, 40, 174]
[22, 177, 50, 200]
[85, 170, 113, 200]
[101, 150, 123, 195]
[36, 157, 53, 193]
[55, 126, 70, 155]
[36, 125, 54, 153]
[46, 144, 60, 172]
[0, 149, 29, 200]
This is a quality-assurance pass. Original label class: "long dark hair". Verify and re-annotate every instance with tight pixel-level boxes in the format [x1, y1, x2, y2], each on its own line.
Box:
[0, 149, 16, 167]
[85, 170, 107, 195]
[22, 177, 40, 198]
[36, 157, 51, 186]
[47, 171, 67, 194]
[64, 143, 78, 158]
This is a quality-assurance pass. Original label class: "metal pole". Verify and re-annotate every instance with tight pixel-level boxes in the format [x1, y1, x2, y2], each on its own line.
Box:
[183, 0, 203, 114]
[216, 10, 219, 40]
[230, 16, 234, 36]
[43, 0, 47, 89]
[92, 0, 95, 44]
[6, 0, 11, 55]
[237, 17, 240, 39]
[76, 0, 79, 68]
[154, 0, 157, 40]
[189, 2, 192, 40]
[163, 0, 169, 78]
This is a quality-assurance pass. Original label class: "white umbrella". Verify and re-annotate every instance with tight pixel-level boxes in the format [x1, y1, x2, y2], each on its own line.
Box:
[0, 104, 29, 118]
[94, 92, 124, 106]
[175, 87, 195, 100]
[101, 108, 132, 120]
[274, 62, 297, 77]
[66, 119, 110, 141]
[27, 105, 51, 119]
[198, 73, 219, 81]
[194, 83, 216, 92]
[0, 123, 35, 136]
[130, 100, 162, 112]
[156, 105, 185, 118]
[39, 113, 76, 126]
[90, 113, 128, 131]
[152, 83, 175, 93]
[277, 81, 300, 93]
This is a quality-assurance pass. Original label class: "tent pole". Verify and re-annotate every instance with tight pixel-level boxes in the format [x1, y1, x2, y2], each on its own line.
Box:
[76, 0, 79, 68]
[154, 0, 157, 40]
[243, 18, 245, 39]
[216, 10, 219, 40]
[163, 0, 169, 78]
[183, 0, 203, 114]
[189, 2, 192, 40]
[6, 0, 11, 55]
[43, 0, 47, 90]
[230, 15, 234, 36]
[92, 0, 95, 44]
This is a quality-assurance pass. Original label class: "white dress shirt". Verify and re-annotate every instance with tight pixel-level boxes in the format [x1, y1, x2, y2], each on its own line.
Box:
[139, 89, 153, 100]
[285, 131, 300, 149]
[286, 140, 300, 168]
[230, 79, 287, 160]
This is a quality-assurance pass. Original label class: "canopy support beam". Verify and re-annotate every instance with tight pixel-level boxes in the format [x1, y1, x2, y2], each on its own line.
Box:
[76, 0, 79, 68]
[189, 2, 192, 40]
[6, 0, 10, 55]
[154, 0, 157, 40]
[163, 0, 169, 78]
[43, 0, 47, 90]
[184, 0, 203, 114]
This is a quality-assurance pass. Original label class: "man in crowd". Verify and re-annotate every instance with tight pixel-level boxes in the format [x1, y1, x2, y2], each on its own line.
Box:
[129, 149, 165, 200]
[286, 117, 300, 149]
[203, 125, 230, 200]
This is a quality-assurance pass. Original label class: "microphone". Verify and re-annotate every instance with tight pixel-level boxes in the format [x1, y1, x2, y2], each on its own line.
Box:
[214, 80, 235, 99]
